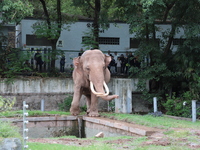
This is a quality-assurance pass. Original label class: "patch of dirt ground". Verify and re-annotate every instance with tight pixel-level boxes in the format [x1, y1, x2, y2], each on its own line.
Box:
[29, 131, 200, 149]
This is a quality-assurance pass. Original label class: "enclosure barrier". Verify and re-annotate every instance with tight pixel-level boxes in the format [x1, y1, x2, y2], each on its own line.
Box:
[23, 101, 29, 149]
[192, 100, 197, 122]
[153, 97, 157, 113]
[153, 97, 198, 122]
[41, 99, 45, 111]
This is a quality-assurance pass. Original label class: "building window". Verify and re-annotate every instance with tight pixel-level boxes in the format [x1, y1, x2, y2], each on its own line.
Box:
[82, 36, 93, 45]
[57, 40, 63, 47]
[86, 23, 110, 29]
[82, 37, 120, 45]
[173, 38, 186, 45]
[130, 38, 160, 48]
[130, 38, 140, 48]
[99, 37, 119, 45]
[26, 34, 51, 46]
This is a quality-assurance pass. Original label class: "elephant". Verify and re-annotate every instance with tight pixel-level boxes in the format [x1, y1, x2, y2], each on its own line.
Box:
[70, 49, 119, 117]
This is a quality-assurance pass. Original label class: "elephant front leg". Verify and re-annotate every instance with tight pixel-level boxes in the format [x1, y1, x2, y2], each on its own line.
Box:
[88, 93, 99, 117]
[70, 88, 82, 116]
[85, 95, 91, 115]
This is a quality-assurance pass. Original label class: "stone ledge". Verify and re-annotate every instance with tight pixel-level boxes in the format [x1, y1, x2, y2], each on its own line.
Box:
[0, 116, 78, 122]
[83, 116, 160, 136]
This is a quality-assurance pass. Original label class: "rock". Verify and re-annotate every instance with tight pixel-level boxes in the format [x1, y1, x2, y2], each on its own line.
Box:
[148, 111, 163, 117]
[0, 138, 22, 150]
[95, 132, 104, 138]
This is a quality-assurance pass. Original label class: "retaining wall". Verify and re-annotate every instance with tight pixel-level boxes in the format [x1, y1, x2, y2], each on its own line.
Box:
[0, 77, 150, 113]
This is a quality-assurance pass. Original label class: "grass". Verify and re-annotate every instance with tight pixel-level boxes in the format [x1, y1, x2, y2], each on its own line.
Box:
[28, 142, 113, 150]
[134, 146, 191, 150]
[0, 110, 71, 118]
[0, 121, 21, 141]
[1, 111, 200, 149]
[28, 136, 144, 150]
[100, 113, 200, 130]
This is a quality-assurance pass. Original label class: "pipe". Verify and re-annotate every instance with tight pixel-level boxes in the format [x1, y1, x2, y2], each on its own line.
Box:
[192, 100, 197, 122]
[153, 97, 157, 112]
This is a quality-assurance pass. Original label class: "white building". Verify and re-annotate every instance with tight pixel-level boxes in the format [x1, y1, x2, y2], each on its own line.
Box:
[15, 18, 185, 70]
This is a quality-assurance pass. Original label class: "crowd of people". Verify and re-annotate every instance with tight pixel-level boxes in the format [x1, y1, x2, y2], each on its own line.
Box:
[106, 50, 140, 75]
[26, 48, 140, 74]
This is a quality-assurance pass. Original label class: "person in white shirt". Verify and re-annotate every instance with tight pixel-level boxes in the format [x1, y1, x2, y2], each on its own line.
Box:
[116, 57, 121, 74]
[113, 51, 119, 72]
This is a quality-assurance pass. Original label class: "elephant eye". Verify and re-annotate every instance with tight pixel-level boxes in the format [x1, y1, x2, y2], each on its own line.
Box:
[86, 67, 90, 71]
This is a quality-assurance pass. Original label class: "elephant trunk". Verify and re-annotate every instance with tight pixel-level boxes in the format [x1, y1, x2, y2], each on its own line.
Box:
[90, 81, 109, 97]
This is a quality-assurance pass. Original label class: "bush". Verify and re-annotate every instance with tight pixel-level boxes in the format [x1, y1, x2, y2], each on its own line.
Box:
[58, 96, 87, 112]
[58, 95, 73, 111]
[163, 91, 198, 118]
[0, 96, 15, 113]
[0, 96, 20, 139]
[0, 121, 21, 138]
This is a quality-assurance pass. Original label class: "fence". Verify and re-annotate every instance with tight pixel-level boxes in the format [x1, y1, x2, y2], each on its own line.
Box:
[19, 48, 135, 74]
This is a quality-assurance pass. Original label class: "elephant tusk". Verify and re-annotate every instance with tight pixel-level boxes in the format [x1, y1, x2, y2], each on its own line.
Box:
[90, 81, 104, 96]
[103, 81, 109, 96]
[90, 81, 109, 96]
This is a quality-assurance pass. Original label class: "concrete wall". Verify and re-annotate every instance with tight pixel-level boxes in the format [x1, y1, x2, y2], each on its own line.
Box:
[0, 77, 150, 113]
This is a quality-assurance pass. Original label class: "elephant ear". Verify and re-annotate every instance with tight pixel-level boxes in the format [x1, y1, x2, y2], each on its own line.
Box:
[73, 57, 83, 74]
[105, 55, 111, 67]
[73, 57, 81, 67]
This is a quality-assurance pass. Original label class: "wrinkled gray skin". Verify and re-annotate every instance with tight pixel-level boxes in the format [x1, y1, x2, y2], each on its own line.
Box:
[70, 49, 119, 117]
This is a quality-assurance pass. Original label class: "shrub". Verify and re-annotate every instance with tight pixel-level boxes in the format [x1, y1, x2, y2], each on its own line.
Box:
[0, 96, 15, 113]
[58, 95, 73, 111]
[0, 121, 21, 138]
[163, 91, 198, 118]
[0, 96, 20, 139]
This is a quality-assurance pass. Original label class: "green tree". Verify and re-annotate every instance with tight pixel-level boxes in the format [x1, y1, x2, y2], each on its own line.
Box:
[115, 0, 200, 110]
[0, 0, 33, 24]
[31, 0, 76, 72]
[0, 0, 33, 79]
[72, 0, 115, 49]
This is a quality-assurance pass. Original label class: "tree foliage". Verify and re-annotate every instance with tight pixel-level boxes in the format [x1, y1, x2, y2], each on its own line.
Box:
[31, 0, 76, 72]
[0, 0, 33, 24]
[72, 0, 115, 49]
[115, 0, 200, 110]
[0, 48, 32, 80]
[0, 0, 33, 79]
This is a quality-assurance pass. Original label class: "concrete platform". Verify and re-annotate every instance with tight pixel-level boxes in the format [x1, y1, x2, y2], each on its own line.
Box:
[83, 116, 162, 136]
[1, 115, 162, 138]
